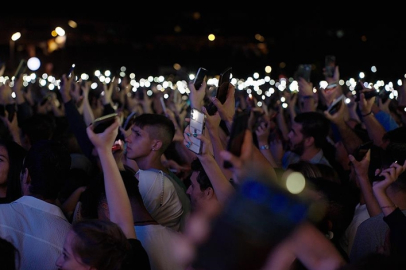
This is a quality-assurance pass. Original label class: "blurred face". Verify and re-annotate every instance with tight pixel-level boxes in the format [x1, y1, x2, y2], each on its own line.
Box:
[55, 230, 89, 270]
[125, 125, 154, 161]
[186, 171, 207, 211]
[0, 146, 10, 186]
[288, 122, 305, 155]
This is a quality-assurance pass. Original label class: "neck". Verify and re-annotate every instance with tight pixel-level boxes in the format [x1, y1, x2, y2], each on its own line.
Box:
[28, 194, 58, 205]
[0, 186, 7, 198]
[135, 154, 167, 173]
[300, 147, 321, 162]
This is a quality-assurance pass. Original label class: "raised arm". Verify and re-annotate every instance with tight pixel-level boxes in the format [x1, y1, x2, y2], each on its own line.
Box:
[349, 149, 381, 217]
[86, 117, 136, 239]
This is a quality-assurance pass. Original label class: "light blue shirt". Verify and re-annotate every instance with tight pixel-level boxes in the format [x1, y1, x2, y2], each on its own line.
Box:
[282, 149, 331, 170]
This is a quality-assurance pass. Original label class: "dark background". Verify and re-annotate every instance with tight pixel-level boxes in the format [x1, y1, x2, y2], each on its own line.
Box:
[1, 9, 406, 83]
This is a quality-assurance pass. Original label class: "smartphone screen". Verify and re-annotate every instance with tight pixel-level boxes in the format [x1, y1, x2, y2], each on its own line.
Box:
[327, 94, 344, 115]
[193, 67, 208, 90]
[92, 113, 118, 133]
[206, 67, 232, 115]
[189, 108, 205, 154]
[223, 108, 251, 169]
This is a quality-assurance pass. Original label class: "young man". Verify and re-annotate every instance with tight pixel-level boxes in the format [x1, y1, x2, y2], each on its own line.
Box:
[0, 139, 72, 270]
[125, 113, 191, 232]
[282, 111, 332, 170]
[187, 158, 219, 212]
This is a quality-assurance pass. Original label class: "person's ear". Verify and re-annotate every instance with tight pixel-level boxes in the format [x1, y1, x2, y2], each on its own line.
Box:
[20, 168, 31, 185]
[151, 140, 163, 151]
[205, 187, 216, 199]
[305, 136, 315, 147]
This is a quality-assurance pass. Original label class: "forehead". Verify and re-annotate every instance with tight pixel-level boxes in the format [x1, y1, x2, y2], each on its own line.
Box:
[190, 171, 199, 183]
[131, 124, 148, 134]
[0, 145, 9, 157]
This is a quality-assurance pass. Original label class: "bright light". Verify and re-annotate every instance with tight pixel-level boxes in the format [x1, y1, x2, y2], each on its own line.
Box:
[27, 57, 41, 71]
[55, 27, 66, 36]
[285, 172, 306, 194]
[11, 32, 21, 41]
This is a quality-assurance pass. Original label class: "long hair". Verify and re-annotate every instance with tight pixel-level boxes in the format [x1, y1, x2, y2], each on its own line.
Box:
[0, 139, 27, 203]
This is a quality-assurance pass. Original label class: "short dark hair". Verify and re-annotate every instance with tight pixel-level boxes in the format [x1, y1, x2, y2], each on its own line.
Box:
[191, 158, 213, 191]
[294, 112, 330, 148]
[23, 139, 71, 200]
[71, 219, 130, 270]
[133, 113, 175, 152]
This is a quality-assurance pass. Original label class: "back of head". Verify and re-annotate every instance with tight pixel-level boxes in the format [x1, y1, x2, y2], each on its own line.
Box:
[133, 113, 175, 151]
[72, 219, 130, 270]
[21, 114, 56, 147]
[294, 111, 330, 148]
[23, 139, 71, 200]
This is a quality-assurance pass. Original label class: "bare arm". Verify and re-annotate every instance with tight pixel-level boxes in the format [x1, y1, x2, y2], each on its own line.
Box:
[86, 117, 136, 239]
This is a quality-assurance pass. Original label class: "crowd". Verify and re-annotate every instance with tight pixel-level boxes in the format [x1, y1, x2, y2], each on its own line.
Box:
[0, 58, 405, 270]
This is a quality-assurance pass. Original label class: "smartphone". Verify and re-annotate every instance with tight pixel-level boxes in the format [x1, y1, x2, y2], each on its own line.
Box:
[378, 89, 391, 104]
[353, 140, 373, 162]
[355, 88, 379, 102]
[327, 94, 344, 115]
[223, 108, 251, 169]
[189, 108, 205, 155]
[67, 63, 75, 78]
[324, 55, 336, 78]
[206, 67, 232, 115]
[192, 180, 311, 270]
[40, 93, 52, 106]
[159, 96, 167, 114]
[295, 64, 311, 82]
[14, 59, 27, 80]
[92, 113, 118, 133]
[193, 67, 208, 90]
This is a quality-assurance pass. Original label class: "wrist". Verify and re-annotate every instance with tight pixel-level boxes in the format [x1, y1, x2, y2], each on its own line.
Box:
[259, 144, 270, 150]
[361, 111, 373, 117]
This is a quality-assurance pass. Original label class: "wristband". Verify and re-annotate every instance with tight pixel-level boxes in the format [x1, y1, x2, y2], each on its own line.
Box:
[301, 95, 314, 100]
[361, 111, 373, 117]
[259, 145, 270, 150]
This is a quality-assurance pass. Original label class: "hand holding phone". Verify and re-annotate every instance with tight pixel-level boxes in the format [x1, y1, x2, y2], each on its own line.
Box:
[206, 67, 232, 115]
[326, 94, 344, 115]
[295, 64, 311, 82]
[193, 67, 208, 90]
[92, 113, 118, 133]
[324, 55, 336, 78]
[223, 108, 251, 168]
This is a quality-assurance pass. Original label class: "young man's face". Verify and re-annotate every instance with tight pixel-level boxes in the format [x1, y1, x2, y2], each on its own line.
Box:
[288, 122, 305, 156]
[125, 125, 155, 161]
[186, 171, 208, 211]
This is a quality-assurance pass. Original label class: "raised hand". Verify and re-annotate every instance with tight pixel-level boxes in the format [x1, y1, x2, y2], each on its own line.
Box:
[188, 80, 207, 110]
